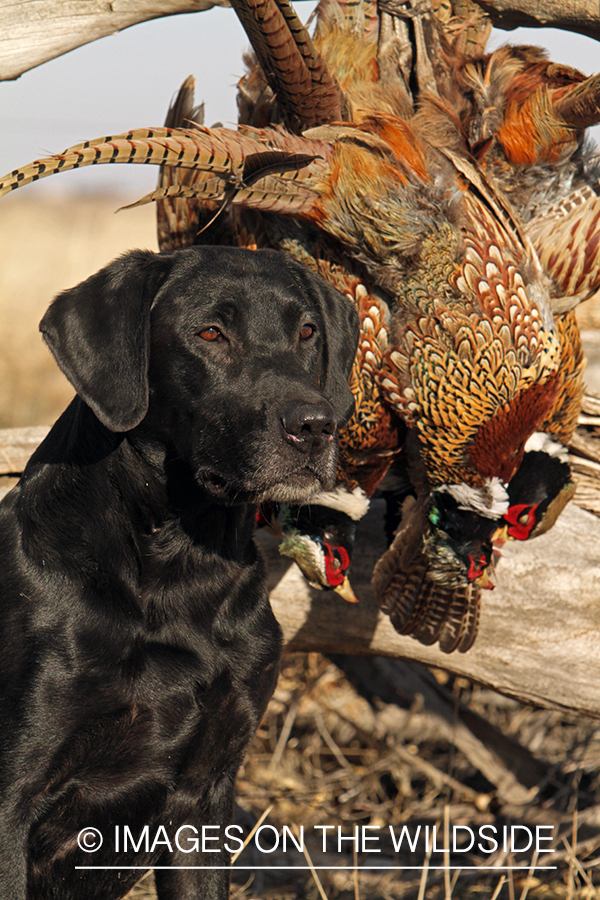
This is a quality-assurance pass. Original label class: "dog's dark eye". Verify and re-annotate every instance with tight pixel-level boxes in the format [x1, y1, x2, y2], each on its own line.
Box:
[198, 327, 224, 342]
[299, 324, 315, 341]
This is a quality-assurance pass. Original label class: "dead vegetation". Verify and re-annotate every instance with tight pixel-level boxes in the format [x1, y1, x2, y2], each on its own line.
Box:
[124, 652, 600, 900]
[0, 193, 157, 428]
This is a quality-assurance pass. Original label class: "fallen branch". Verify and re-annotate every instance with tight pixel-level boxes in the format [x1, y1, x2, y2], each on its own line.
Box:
[3, 424, 600, 717]
[478, 0, 600, 40]
[3, 0, 600, 81]
[0, 0, 230, 81]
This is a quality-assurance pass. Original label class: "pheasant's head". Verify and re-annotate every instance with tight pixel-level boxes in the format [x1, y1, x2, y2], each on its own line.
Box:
[425, 481, 507, 590]
[422, 433, 574, 590]
[278, 489, 369, 602]
[494, 433, 575, 545]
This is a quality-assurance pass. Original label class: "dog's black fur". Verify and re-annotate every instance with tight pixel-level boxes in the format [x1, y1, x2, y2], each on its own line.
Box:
[0, 246, 358, 900]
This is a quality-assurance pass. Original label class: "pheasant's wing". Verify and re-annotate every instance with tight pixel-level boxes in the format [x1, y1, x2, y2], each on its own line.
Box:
[523, 179, 598, 445]
[527, 183, 600, 311]
[372, 495, 480, 653]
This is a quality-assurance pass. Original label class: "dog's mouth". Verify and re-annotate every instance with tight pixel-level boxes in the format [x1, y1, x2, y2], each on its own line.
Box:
[197, 471, 230, 499]
[196, 464, 332, 505]
[252, 467, 333, 504]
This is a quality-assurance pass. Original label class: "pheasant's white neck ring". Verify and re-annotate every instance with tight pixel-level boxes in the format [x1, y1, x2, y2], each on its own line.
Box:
[436, 478, 509, 519]
[306, 485, 370, 521]
[524, 431, 570, 462]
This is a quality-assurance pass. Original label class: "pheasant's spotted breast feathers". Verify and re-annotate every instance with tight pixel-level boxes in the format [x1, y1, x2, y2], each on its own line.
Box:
[368, 137, 564, 488]
[376, 177, 562, 487]
[337, 286, 404, 496]
[379, 312, 559, 486]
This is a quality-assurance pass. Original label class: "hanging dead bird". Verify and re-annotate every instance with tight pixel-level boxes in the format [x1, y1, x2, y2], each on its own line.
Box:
[1, 0, 598, 651]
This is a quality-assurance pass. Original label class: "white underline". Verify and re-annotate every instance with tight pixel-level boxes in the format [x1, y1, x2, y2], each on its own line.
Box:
[75, 865, 558, 871]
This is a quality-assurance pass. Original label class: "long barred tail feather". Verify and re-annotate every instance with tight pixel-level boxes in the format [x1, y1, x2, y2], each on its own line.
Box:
[229, 0, 343, 131]
[0, 126, 331, 215]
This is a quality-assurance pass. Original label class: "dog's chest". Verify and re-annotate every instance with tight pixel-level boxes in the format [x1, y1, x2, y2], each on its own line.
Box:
[128, 536, 279, 754]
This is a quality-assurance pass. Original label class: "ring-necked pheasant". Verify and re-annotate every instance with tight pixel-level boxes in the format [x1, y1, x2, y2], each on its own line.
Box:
[0, 0, 596, 651]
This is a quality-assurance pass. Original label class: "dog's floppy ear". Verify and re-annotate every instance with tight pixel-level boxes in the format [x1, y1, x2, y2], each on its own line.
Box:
[40, 250, 173, 432]
[298, 268, 360, 427]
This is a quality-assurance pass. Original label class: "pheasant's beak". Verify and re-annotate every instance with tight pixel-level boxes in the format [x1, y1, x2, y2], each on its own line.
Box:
[334, 576, 359, 603]
[474, 567, 496, 591]
[491, 524, 509, 548]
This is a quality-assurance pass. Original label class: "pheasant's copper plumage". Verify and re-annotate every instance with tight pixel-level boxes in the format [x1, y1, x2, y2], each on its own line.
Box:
[1, 0, 598, 651]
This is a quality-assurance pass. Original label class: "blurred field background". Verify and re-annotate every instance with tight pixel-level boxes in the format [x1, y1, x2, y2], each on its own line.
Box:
[0, 193, 158, 427]
[0, 192, 599, 430]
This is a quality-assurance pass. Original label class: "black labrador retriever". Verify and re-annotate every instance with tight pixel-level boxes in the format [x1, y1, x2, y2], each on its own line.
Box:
[0, 246, 358, 900]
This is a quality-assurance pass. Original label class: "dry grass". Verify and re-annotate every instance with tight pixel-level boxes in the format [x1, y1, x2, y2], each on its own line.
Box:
[123, 652, 600, 900]
[235, 654, 600, 900]
[0, 192, 157, 427]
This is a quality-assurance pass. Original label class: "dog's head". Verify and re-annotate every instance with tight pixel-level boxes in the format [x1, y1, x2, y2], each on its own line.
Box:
[40, 247, 359, 504]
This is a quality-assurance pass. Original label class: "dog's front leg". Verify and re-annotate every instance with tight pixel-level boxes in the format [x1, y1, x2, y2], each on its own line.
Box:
[153, 772, 237, 900]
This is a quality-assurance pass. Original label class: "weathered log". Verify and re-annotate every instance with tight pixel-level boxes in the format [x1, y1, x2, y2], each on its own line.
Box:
[2, 425, 599, 717]
[478, 0, 600, 40]
[2, 0, 600, 81]
[0, 425, 49, 475]
[262, 500, 600, 718]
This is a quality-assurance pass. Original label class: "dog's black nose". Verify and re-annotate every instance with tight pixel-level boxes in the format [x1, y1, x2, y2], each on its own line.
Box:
[281, 403, 337, 452]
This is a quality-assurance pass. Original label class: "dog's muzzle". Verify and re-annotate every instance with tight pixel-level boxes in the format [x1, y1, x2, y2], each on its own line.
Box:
[280, 402, 336, 454]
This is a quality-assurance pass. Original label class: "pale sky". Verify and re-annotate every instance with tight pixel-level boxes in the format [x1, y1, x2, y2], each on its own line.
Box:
[1, 5, 600, 198]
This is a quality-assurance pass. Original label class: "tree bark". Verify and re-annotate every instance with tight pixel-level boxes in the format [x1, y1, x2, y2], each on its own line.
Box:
[2, 0, 600, 82]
